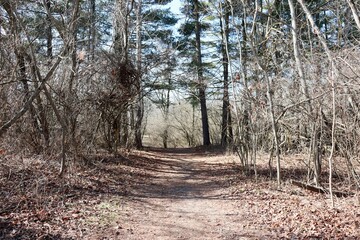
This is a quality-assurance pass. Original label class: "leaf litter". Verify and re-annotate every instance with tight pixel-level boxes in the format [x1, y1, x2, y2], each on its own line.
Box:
[0, 148, 359, 239]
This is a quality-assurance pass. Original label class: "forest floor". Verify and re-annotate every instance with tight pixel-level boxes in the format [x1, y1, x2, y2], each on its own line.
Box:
[0, 147, 360, 239]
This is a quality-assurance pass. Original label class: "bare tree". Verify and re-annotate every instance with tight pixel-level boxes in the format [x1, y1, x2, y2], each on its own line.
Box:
[296, 0, 338, 206]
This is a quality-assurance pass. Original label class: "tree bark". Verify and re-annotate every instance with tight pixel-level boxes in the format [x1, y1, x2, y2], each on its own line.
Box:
[45, 0, 53, 60]
[25, 54, 50, 150]
[346, 0, 360, 31]
[89, 0, 96, 60]
[194, 0, 210, 146]
[135, 0, 143, 149]
[114, 0, 133, 60]
[220, 2, 232, 147]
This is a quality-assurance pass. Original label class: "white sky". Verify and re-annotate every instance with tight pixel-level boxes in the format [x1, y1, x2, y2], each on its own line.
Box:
[166, 0, 182, 15]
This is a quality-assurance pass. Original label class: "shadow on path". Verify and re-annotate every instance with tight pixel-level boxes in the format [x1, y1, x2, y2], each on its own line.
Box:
[126, 146, 241, 201]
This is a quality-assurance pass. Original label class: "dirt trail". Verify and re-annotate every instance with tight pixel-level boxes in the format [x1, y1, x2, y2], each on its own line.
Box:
[2, 147, 359, 239]
[113, 148, 270, 240]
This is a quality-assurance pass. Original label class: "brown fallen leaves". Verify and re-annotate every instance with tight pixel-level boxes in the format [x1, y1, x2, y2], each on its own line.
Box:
[230, 176, 360, 238]
[0, 150, 359, 239]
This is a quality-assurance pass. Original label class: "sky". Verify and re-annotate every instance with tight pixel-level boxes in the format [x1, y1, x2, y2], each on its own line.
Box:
[164, 0, 185, 35]
[166, 0, 182, 15]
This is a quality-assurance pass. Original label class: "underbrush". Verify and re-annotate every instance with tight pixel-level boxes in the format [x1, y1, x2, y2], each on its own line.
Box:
[0, 151, 148, 239]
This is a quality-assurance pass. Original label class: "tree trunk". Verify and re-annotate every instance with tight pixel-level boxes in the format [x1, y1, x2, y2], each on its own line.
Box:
[25, 54, 50, 150]
[163, 77, 171, 148]
[42, 85, 68, 176]
[114, 0, 132, 61]
[288, 0, 322, 186]
[89, 0, 96, 60]
[18, 52, 43, 152]
[346, 0, 360, 30]
[194, 0, 210, 146]
[134, 0, 143, 149]
[2, 0, 43, 152]
[249, 1, 281, 187]
[0, 2, 63, 139]
[45, 0, 53, 60]
[67, 0, 80, 154]
[296, 0, 336, 207]
[220, 2, 232, 147]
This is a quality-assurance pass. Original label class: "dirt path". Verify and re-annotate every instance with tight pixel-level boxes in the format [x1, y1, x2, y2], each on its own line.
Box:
[2, 148, 359, 239]
[109, 148, 270, 240]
